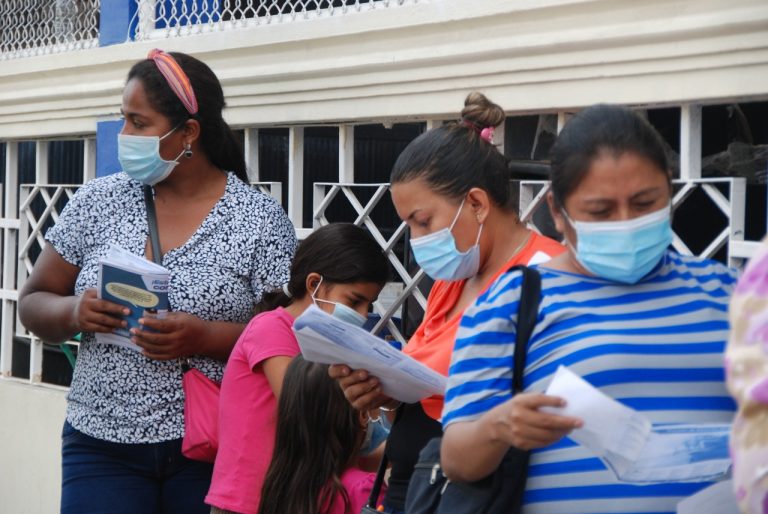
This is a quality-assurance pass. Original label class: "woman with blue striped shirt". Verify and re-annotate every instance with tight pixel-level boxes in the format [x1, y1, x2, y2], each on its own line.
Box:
[440, 104, 737, 514]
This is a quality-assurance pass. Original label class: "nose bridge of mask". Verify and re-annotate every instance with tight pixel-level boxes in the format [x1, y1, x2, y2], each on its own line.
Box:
[311, 276, 368, 327]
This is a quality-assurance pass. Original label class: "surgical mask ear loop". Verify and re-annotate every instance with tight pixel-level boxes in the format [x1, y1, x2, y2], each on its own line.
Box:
[159, 125, 186, 163]
[450, 197, 483, 249]
[310, 275, 324, 303]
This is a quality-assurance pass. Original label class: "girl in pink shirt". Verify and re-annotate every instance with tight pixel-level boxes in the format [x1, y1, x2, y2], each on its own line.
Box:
[206, 223, 389, 514]
[259, 356, 387, 514]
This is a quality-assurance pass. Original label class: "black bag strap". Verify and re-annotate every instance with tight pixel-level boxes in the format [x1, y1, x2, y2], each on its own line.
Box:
[143, 185, 163, 265]
[365, 405, 404, 509]
[510, 265, 541, 394]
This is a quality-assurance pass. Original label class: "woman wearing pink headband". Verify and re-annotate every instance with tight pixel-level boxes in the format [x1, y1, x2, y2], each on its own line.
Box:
[19, 50, 297, 514]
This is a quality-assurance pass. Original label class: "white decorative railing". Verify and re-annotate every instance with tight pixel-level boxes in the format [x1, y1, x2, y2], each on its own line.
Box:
[0, 0, 100, 61]
[312, 182, 426, 345]
[133, 0, 412, 40]
[519, 178, 752, 268]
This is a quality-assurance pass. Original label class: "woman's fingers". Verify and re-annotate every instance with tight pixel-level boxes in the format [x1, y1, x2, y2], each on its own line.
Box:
[328, 364, 351, 380]
[76, 289, 129, 332]
[494, 393, 583, 450]
[329, 365, 390, 410]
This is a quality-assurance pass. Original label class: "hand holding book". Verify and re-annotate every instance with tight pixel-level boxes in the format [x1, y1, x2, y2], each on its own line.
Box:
[130, 311, 207, 360]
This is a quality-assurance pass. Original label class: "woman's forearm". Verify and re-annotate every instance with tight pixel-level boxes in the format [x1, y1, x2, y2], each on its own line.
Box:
[441, 406, 510, 482]
[18, 291, 79, 343]
[198, 320, 246, 361]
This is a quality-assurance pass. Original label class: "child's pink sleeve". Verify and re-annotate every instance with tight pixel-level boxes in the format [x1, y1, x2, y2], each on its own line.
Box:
[242, 310, 300, 370]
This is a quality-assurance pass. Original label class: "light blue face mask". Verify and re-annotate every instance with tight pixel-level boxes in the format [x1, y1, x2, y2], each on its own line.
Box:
[311, 276, 368, 327]
[359, 414, 390, 456]
[410, 198, 483, 281]
[563, 204, 673, 284]
[117, 127, 184, 186]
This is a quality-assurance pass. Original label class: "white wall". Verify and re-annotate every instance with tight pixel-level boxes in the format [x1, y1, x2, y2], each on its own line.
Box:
[0, 381, 66, 514]
[1, 0, 767, 139]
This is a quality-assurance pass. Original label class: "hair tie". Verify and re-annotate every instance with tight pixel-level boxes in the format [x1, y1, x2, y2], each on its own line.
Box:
[462, 118, 495, 144]
[282, 283, 292, 298]
[147, 49, 199, 116]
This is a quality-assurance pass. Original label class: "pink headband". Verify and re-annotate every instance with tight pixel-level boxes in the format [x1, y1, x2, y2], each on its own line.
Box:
[148, 49, 199, 116]
[462, 119, 495, 144]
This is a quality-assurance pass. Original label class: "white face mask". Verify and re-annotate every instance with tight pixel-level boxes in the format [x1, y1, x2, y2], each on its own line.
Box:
[117, 127, 184, 185]
[311, 276, 368, 328]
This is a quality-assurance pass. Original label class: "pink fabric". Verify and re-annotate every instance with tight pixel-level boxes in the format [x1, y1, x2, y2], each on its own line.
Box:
[181, 368, 220, 462]
[328, 467, 384, 514]
[205, 308, 299, 514]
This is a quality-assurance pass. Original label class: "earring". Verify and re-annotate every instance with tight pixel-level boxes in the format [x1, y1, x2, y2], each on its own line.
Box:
[184, 143, 193, 159]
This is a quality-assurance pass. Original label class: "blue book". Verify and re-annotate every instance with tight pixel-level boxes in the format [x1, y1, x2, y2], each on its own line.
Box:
[96, 245, 170, 351]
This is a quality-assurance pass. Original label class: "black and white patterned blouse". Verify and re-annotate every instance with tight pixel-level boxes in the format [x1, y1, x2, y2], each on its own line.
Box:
[46, 172, 296, 443]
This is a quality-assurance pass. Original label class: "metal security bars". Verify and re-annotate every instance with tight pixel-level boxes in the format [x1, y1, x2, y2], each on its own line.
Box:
[133, 0, 410, 39]
[313, 182, 427, 345]
[0, 0, 100, 60]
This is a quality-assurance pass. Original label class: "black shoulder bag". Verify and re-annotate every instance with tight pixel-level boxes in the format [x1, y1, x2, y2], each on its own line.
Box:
[403, 265, 541, 514]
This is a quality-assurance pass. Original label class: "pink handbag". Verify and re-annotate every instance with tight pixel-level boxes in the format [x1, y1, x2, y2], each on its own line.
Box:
[181, 366, 221, 463]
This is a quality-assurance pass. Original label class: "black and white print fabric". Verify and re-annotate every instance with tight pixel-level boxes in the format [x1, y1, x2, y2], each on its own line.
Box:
[46, 172, 296, 443]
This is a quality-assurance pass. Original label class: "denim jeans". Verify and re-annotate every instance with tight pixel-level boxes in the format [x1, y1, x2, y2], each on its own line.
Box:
[61, 421, 214, 514]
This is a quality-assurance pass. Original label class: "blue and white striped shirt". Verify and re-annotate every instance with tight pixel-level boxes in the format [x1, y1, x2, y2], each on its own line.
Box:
[442, 251, 737, 514]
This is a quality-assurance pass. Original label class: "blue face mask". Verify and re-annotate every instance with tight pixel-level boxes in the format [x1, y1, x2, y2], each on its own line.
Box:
[359, 413, 391, 456]
[563, 205, 673, 284]
[311, 276, 368, 328]
[118, 127, 184, 186]
[410, 198, 483, 281]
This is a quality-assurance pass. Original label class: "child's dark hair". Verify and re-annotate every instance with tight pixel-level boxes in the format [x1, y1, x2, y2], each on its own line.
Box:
[126, 52, 248, 183]
[255, 223, 390, 314]
[390, 92, 512, 208]
[259, 356, 361, 514]
[549, 104, 671, 207]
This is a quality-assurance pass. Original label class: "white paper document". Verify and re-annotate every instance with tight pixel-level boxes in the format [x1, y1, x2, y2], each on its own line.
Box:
[677, 480, 740, 514]
[544, 365, 732, 483]
[293, 305, 446, 403]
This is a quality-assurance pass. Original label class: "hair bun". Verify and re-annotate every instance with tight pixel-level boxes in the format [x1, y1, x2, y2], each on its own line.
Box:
[461, 92, 505, 129]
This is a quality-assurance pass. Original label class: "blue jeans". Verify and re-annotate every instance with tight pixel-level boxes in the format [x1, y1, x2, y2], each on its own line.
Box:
[61, 421, 213, 514]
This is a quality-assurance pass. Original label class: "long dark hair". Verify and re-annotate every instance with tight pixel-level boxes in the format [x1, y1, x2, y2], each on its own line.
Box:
[390, 92, 512, 208]
[255, 223, 390, 313]
[126, 52, 248, 182]
[549, 104, 671, 207]
[259, 356, 362, 514]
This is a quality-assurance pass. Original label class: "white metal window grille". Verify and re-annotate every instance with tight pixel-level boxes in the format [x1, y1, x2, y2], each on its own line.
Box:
[518, 178, 750, 268]
[0, 0, 100, 61]
[312, 182, 426, 345]
[133, 0, 410, 39]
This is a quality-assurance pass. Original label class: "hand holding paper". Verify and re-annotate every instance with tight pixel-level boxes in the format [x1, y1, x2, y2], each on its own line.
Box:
[544, 365, 731, 483]
[294, 306, 446, 404]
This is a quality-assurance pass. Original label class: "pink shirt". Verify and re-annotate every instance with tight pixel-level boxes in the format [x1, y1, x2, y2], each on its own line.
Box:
[206, 308, 299, 514]
[328, 467, 384, 514]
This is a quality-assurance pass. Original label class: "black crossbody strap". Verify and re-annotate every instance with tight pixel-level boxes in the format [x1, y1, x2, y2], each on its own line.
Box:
[143, 185, 163, 265]
[510, 266, 541, 393]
